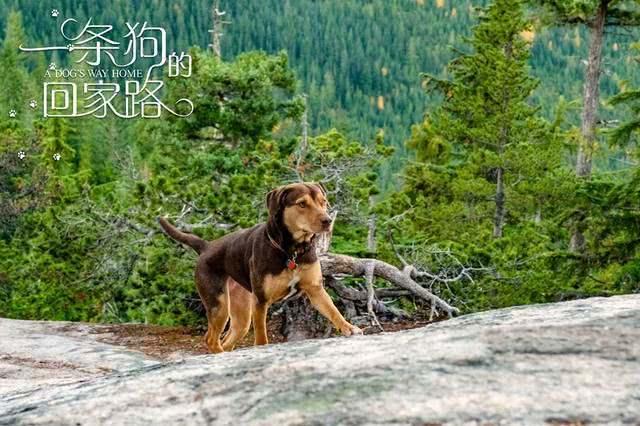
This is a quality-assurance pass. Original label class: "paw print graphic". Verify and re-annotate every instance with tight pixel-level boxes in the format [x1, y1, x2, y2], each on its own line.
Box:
[48, 62, 57, 71]
[18, 151, 26, 160]
[51, 9, 60, 17]
[29, 100, 37, 109]
[53, 153, 61, 161]
[9, 109, 16, 118]
[67, 44, 74, 52]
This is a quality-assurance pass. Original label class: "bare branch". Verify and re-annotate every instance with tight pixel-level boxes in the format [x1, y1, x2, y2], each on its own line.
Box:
[320, 253, 460, 317]
[389, 233, 491, 287]
[324, 277, 409, 318]
[365, 261, 383, 330]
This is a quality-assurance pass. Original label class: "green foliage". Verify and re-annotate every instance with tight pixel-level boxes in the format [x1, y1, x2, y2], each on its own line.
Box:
[168, 49, 304, 143]
[420, 0, 551, 237]
[376, 0, 635, 312]
[1, 0, 638, 186]
[0, 27, 386, 323]
[1, 0, 639, 326]
[532, 0, 640, 25]
[608, 45, 640, 146]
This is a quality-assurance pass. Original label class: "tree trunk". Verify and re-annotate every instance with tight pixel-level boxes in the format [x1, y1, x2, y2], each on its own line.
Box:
[493, 167, 505, 238]
[295, 95, 309, 181]
[493, 40, 512, 239]
[572, 0, 608, 252]
[576, 0, 608, 178]
[279, 297, 332, 342]
[366, 196, 377, 253]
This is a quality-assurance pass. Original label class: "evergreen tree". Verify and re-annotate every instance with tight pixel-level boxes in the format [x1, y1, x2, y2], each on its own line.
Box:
[0, 11, 29, 123]
[378, 0, 573, 312]
[421, 0, 541, 238]
[531, 0, 640, 250]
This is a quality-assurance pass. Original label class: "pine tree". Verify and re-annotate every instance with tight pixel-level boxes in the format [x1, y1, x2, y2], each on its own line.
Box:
[0, 11, 29, 122]
[421, 0, 541, 238]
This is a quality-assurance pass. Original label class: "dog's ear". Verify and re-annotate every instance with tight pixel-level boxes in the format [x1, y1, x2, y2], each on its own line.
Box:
[266, 186, 291, 218]
[266, 188, 280, 217]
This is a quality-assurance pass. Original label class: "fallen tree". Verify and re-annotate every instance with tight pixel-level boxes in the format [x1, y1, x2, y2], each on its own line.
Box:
[319, 253, 459, 317]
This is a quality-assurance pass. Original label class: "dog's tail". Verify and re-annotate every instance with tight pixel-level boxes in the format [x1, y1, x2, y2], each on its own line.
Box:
[157, 217, 207, 254]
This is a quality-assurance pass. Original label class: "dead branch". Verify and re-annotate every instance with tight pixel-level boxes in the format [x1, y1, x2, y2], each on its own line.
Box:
[389, 232, 490, 291]
[364, 261, 383, 330]
[376, 288, 411, 298]
[323, 277, 408, 318]
[294, 94, 309, 182]
[319, 253, 460, 317]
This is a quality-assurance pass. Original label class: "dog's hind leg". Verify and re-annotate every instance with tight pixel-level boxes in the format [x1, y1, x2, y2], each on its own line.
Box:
[196, 265, 229, 354]
[221, 278, 253, 351]
[206, 292, 229, 353]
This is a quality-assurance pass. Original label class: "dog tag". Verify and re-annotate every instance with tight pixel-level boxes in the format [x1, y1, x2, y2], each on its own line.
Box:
[287, 259, 297, 270]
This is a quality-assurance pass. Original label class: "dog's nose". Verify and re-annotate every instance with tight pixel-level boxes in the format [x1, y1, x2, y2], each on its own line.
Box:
[321, 217, 332, 228]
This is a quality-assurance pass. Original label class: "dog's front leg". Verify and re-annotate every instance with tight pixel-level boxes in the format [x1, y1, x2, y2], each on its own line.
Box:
[250, 266, 271, 346]
[252, 297, 269, 345]
[300, 263, 363, 336]
[304, 284, 363, 336]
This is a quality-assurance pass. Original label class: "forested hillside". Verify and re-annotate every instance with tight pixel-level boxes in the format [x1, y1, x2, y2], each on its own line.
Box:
[0, 0, 638, 179]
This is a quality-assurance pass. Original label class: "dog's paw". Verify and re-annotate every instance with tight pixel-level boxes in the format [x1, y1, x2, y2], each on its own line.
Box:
[341, 324, 363, 337]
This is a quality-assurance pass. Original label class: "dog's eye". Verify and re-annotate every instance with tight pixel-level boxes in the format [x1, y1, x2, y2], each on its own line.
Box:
[297, 201, 307, 208]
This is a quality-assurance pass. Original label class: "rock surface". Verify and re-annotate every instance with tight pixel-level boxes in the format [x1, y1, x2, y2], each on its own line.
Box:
[1, 295, 639, 425]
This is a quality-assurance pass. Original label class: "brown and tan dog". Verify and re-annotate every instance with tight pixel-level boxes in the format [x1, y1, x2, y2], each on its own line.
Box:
[158, 182, 362, 353]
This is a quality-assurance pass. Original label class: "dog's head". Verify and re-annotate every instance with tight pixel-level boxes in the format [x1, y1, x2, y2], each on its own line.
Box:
[266, 182, 331, 242]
